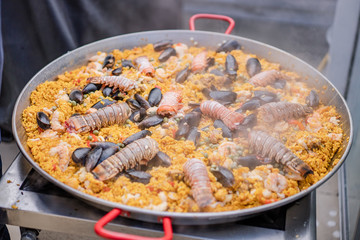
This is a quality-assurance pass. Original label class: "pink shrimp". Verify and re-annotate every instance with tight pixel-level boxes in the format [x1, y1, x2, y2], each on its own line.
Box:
[191, 51, 207, 73]
[249, 70, 293, 87]
[200, 100, 244, 130]
[183, 158, 215, 210]
[49, 141, 71, 172]
[157, 91, 183, 117]
[87, 76, 137, 92]
[135, 56, 155, 77]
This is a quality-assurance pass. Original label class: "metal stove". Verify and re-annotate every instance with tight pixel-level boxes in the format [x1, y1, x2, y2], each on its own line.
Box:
[0, 154, 316, 239]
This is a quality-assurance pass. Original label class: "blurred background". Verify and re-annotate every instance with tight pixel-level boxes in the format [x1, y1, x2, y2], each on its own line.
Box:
[1, 0, 359, 239]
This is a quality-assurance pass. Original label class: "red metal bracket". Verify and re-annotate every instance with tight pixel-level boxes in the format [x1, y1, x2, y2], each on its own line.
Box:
[189, 13, 235, 34]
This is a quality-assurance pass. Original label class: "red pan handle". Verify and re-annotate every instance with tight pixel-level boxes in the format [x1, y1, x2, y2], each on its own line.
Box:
[94, 208, 173, 240]
[189, 13, 235, 34]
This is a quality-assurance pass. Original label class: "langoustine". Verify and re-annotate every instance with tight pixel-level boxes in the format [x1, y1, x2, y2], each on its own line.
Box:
[65, 102, 131, 133]
[157, 91, 183, 116]
[183, 158, 215, 210]
[135, 56, 155, 77]
[248, 130, 313, 179]
[249, 70, 292, 87]
[92, 137, 159, 181]
[200, 100, 244, 130]
[258, 101, 313, 123]
[87, 76, 137, 92]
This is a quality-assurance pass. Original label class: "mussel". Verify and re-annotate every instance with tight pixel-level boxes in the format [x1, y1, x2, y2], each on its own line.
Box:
[71, 147, 91, 164]
[138, 115, 163, 129]
[236, 98, 261, 113]
[125, 171, 152, 184]
[186, 127, 201, 147]
[175, 66, 190, 83]
[122, 130, 152, 146]
[175, 112, 202, 140]
[235, 155, 264, 170]
[111, 90, 126, 100]
[90, 141, 120, 150]
[98, 146, 120, 165]
[91, 99, 116, 110]
[225, 54, 238, 79]
[69, 89, 83, 103]
[130, 108, 147, 123]
[82, 83, 101, 94]
[214, 119, 232, 138]
[306, 90, 319, 108]
[210, 165, 235, 188]
[134, 94, 151, 110]
[145, 151, 172, 170]
[112, 67, 122, 76]
[103, 54, 115, 68]
[85, 146, 103, 172]
[216, 40, 241, 53]
[102, 87, 113, 97]
[209, 69, 225, 76]
[246, 58, 261, 77]
[121, 59, 135, 69]
[240, 113, 257, 129]
[272, 79, 286, 89]
[126, 98, 141, 110]
[158, 47, 177, 62]
[153, 40, 173, 52]
[253, 90, 278, 104]
[36, 112, 51, 130]
[209, 90, 237, 104]
[148, 87, 162, 107]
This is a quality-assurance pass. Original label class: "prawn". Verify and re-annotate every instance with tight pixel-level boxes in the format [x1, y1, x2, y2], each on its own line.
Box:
[259, 102, 313, 123]
[264, 172, 288, 193]
[49, 141, 71, 172]
[135, 56, 155, 77]
[249, 70, 292, 87]
[87, 76, 137, 92]
[157, 91, 183, 117]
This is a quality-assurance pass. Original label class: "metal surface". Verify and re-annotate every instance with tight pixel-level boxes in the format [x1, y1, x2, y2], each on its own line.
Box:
[0, 154, 316, 239]
[12, 30, 353, 224]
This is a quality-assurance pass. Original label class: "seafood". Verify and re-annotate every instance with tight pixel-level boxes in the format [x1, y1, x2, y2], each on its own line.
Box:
[264, 173, 288, 193]
[191, 51, 207, 73]
[36, 112, 51, 130]
[213, 119, 232, 138]
[246, 58, 261, 77]
[175, 112, 202, 140]
[153, 40, 173, 52]
[200, 100, 244, 130]
[111, 67, 122, 76]
[92, 137, 159, 181]
[135, 56, 155, 77]
[82, 83, 101, 94]
[126, 98, 141, 110]
[91, 99, 116, 110]
[235, 155, 266, 170]
[87, 76, 137, 92]
[71, 147, 91, 164]
[183, 158, 215, 209]
[49, 141, 71, 172]
[102, 87, 113, 97]
[306, 90, 320, 108]
[210, 165, 235, 188]
[121, 59, 136, 69]
[208, 90, 237, 104]
[85, 146, 103, 172]
[134, 93, 151, 110]
[175, 66, 190, 83]
[90, 141, 120, 150]
[216, 40, 241, 53]
[249, 70, 292, 87]
[103, 54, 115, 68]
[146, 151, 172, 169]
[157, 91, 183, 117]
[259, 102, 313, 123]
[236, 98, 261, 113]
[122, 130, 152, 146]
[147, 87, 162, 107]
[98, 146, 120, 164]
[125, 171, 152, 184]
[186, 127, 201, 147]
[65, 102, 131, 133]
[225, 54, 238, 79]
[173, 43, 188, 58]
[69, 89, 83, 103]
[138, 115, 163, 129]
[130, 108, 147, 122]
[248, 130, 313, 178]
[253, 90, 278, 104]
[51, 110, 65, 132]
[158, 47, 177, 62]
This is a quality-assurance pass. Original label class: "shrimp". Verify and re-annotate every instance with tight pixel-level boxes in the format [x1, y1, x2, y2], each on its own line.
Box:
[135, 56, 155, 77]
[65, 102, 131, 133]
[92, 137, 159, 181]
[306, 112, 322, 131]
[259, 102, 313, 123]
[218, 142, 237, 157]
[248, 130, 313, 179]
[40, 129, 58, 138]
[173, 43, 188, 58]
[249, 70, 293, 87]
[183, 158, 215, 210]
[264, 173, 288, 193]
[87, 76, 137, 92]
[157, 91, 183, 117]
[200, 100, 244, 130]
[49, 141, 71, 172]
[191, 51, 207, 73]
[51, 110, 65, 132]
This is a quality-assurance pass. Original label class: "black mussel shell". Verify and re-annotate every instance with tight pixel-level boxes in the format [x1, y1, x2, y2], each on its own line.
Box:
[209, 69, 225, 76]
[186, 127, 201, 147]
[125, 170, 152, 184]
[306, 90, 319, 108]
[153, 40, 173, 52]
[112, 67, 122, 76]
[69, 89, 83, 103]
[253, 90, 278, 104]
[209, 90, 237, 104]
[225, 54, 238, 78]
[143, 151, 171, 171]
[82, 83, 102, 94]
[148, 87, 162, 107]
[90, 141, 120, 150]
[134, 94, 151, 110]
[158, 47, 176, 62]
[36, 112, 51, 130]
[126, 98, 141, 110]
[123, 130, 152, 146]
[111, 90, 126, 100]
[102, 87, 113, 97]
[210, 165, 235, 188]
[138, 115, 163, 129]
[236, 98, 261, 113]
[214, 119, 232, 138]
[70, 113, 81, 118]
[91, 99, 116, 110]
[175, 66, 190, 84]
[235, 155, 263, 170]
[122, 59, 135, 69]
[272, 79, 286, 89]
[216, 40, 241, 53]
[175, 122, 190, 140]
[246, 58, 262, 77]
[98, 146, 119, 165]
[72, 147, 91, 165]
[133, 108, 147, 122]
[241, 113, 257, 129]
[206, 57, 215, 68]
[103, 54, 115, 68]
[85, 146, 103, 172]
[175, 112, 202, 139]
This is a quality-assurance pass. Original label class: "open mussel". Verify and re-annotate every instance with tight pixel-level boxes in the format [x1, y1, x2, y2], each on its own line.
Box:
[210, 165, 234, 188]
[246, 58, 261, 77]
[123, 130, 152, 146]
[186, 127, 201, 147]
[148, 87, 162, 107]
[111, 90, 126, 100]
[214, 119, 232, 138]
[135, 94, 151, 110]
[216, 40, 241, 53]
[130, 108, 147, 123]
[82, 83, 101, 94]
[225, 54, 238, 79]
[69, 89, 83, 103]
[85, 146, 103, 172]
[125, 170, 152, 184]
[36, 112, 51, 130]
[153, 40, 173, 52]
[121, 59, 135, 69]
[175, 112, 202, 140]
[306, 90, 319, 108]
[158, 47, 176, 62]
[146, 151, 171, 169]
[126, 98, 141, 110]
[71, 147, 91, 164]
[103, 54, 115, 68]
[138, 115, 163, 129]
[253, 90, 278, 104]
[175, 66, 190, 84]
